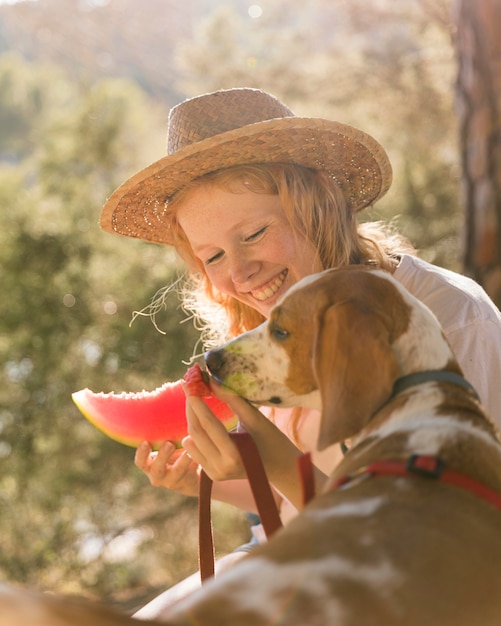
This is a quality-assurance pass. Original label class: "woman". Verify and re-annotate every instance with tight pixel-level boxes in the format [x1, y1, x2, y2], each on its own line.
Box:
[99, 88, 501, 613]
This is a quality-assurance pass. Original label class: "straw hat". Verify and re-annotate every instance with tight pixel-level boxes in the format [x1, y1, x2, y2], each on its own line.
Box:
[100, 88, 392, 245]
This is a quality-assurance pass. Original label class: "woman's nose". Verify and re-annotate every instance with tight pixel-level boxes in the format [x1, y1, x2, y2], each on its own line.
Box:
[230, 255, 260, 285]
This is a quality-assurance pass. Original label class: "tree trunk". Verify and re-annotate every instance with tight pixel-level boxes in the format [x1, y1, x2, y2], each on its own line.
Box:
[454, 0, 501, 308]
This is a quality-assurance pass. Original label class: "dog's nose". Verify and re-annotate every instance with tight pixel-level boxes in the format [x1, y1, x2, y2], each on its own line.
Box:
[204, 349, 225, 381]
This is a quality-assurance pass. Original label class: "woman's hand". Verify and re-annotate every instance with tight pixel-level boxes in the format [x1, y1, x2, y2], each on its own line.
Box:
[183, 380, 314, 509]
[182, 393, 246, 481]
[134, 440, 200, 497]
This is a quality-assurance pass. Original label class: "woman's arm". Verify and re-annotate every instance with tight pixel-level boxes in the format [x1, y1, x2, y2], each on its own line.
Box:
[211, 479, 282, 513]
[134, 439, 284, 514]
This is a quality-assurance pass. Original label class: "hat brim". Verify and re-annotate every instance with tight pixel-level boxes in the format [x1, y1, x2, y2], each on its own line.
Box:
[100, 117, 392, 245]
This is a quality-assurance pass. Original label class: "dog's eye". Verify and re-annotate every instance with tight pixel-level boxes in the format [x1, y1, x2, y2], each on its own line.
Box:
[272, 327, 289, 341]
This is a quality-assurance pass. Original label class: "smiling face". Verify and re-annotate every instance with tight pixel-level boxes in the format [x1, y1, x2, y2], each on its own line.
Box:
[176, 184, 323, 318]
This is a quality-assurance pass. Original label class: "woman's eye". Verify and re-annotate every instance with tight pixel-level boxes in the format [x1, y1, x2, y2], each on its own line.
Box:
[205, 251, 223, 265]
[245, 226, 267, 242]
[204, 226, 268, 265]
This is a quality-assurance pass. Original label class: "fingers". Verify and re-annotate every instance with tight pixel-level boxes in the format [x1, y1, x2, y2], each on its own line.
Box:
[134, 440, 176, 475]
[184, 396, 244, 481]
[134, 440, 151, 469]
[134, 440, 199, 496]
[206, 379, 268, 430]
[187, 396, 235, 449]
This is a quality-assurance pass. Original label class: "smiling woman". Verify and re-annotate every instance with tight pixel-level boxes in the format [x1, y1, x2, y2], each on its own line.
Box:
[160, 160, 367, 342]
[175, 183, 322, 319]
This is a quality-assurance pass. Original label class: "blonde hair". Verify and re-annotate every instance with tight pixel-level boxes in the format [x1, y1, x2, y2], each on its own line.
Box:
[161, 163, 413, 346]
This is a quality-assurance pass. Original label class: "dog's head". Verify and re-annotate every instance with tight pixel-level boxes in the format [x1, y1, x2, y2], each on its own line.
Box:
[205, 267, 457, 450]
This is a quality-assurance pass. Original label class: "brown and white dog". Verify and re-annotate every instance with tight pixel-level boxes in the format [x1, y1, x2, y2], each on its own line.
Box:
[2, 266, 501, 625]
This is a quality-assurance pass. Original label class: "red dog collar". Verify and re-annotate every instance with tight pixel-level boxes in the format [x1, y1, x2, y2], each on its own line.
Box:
[329, 454, 501, 512]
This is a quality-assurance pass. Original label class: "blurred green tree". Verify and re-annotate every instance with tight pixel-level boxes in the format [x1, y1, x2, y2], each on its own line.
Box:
[0, 53, 248, 608]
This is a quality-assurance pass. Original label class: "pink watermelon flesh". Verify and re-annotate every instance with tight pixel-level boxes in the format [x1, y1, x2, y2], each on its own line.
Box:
[72, 378, 236, 449]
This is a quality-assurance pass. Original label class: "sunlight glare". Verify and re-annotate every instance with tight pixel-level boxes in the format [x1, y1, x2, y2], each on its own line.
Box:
[248, 4, 262, 19]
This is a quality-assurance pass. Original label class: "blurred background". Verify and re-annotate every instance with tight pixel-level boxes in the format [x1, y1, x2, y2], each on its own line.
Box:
[1, 0, 500, 613]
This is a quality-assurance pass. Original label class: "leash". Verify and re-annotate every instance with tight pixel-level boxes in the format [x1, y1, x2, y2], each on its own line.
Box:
[330, 453, 501, 512]
[199, 432, 317, 582]
[198, 430, 283, 582]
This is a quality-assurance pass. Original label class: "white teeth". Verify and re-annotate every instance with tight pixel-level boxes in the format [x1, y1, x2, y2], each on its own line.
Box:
[252, 271, 287, 301]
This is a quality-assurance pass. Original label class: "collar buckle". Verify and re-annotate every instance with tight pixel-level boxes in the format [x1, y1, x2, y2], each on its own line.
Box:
[406, 454, 445, 479]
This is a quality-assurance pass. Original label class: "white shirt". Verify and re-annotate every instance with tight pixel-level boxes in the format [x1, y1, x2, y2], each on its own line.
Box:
[394, 254, 501, 424]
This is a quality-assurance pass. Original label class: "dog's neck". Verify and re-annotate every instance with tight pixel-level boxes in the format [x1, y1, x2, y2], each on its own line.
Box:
[390, 285, 459, 377]
[340, 369, 481, 452]
[390, 370, 480, 403]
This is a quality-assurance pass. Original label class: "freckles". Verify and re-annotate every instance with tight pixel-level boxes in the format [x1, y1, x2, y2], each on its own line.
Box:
[268, 229, 298, 260]
[206, 265, 232, 296]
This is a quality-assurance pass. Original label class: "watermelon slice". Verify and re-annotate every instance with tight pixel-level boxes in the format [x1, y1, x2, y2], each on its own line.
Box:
[72, 364, 236, 448]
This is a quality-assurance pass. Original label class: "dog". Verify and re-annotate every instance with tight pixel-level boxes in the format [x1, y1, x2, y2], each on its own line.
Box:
[2, 266, 501, 625]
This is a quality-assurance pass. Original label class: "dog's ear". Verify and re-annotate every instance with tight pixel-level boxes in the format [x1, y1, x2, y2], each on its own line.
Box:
[313, 301, 400, 450]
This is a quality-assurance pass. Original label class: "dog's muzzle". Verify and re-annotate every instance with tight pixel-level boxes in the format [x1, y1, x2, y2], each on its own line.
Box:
[204, 348, 226, 385]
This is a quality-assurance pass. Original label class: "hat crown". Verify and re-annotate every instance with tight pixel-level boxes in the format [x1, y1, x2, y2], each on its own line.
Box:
[101, 87, 393, 245]
[167, 88, 295, 155]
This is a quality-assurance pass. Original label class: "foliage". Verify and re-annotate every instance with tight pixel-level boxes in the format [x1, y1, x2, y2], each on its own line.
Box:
[0, 53, 248, 608]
